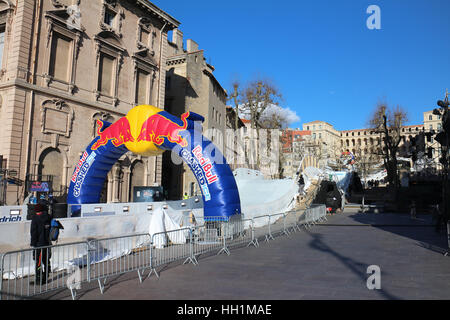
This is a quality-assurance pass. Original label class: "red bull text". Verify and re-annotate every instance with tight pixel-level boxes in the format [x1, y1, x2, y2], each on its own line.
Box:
[192, 145, 218, 184]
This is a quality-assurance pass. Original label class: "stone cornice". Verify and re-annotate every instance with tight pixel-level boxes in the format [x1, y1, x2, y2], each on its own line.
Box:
[135, 0, 180, 30]
[3, 78, 128, 117]
[166, 55, 186, 66]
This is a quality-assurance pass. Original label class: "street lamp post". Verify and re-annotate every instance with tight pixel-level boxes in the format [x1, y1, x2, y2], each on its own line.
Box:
[434, 92, 450, 223]
[0, 169, 19, 205]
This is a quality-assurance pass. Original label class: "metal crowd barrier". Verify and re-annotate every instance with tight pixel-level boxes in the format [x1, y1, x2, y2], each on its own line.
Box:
[445, 222, 449, 257]
[86, 233, 152, 294]
[0, 241, 89, 300]
[0, 205, 329, 300]
[149, 227, 195, 278]
[301, 204, 327, 229]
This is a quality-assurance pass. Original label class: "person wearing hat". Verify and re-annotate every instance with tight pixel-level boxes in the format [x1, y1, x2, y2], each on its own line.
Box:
[30, 203, 51, 284]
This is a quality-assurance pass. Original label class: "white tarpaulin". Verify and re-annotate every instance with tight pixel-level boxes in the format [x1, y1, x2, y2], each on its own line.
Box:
[302, 166, 323, 192]
[234, 170, 299, 224]
[325, 170, 352, 193]
[148, 208, 187, 248]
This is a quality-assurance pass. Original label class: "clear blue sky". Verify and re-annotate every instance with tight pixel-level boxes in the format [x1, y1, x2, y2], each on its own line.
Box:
[153, 0, 450, 131]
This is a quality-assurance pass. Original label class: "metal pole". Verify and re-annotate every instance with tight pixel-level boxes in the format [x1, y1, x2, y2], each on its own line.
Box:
[0, 253, 3, 300]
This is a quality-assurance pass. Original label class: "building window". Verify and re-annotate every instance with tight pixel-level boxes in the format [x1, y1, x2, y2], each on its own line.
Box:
[98, 53, 115, 96]
[100, 2, 124, 38]
[136, 17, 156, 54]
[43, 10, 84, 94]
[190, 182, 195, 196]
[136, 69, 149, 105]
[104, 8, 116, 27]
[49, 34, 72, 82]
[429, 115, 432, 121]
[140, 28, 149, 46]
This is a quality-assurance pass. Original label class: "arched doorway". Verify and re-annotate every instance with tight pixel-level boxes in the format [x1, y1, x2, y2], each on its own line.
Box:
[129, 160, 145, 201]
[38, 148, 63, 196]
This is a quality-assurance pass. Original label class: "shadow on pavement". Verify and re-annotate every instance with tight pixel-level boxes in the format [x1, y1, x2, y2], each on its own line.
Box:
[304, 229, 399, 299]
[348, 212, 449, 254]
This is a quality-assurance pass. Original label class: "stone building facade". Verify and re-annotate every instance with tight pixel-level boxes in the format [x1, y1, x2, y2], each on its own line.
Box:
[163, 29, 227, 199]
[302, 120, 342, 167]
[340, 124, 423, 159]
[296, 120, 426, 171]
[0, 0, 179, 204]
[280, 129, 317, 179]
[423, 107, 446, 169]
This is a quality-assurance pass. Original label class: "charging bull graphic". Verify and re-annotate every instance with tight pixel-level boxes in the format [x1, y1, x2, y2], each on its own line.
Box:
[91, 117, 134, 150]
[137, 112, 189, 147]
[67, 105, 241, 220]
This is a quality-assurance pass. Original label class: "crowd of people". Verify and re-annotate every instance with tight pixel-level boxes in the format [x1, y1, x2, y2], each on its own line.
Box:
[366, 180, 381, 188]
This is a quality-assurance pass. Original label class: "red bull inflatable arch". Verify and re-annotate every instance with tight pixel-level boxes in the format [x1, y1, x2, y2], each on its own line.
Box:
[67, 105, 241, 220]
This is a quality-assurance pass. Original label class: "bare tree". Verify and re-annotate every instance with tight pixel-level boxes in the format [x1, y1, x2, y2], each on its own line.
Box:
[368, 102, 408, 188]
[228, 81, 241, 131]
[240, 79, 282, 130]
[236, 79, 283, 169]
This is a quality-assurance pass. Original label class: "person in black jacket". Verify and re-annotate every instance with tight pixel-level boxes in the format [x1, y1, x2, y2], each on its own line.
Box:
[30, 203, 51, 284]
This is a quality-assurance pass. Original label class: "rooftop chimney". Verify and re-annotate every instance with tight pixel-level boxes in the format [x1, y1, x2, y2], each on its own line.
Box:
[172, 28, 183, 50]
[186, 39, 199, 53]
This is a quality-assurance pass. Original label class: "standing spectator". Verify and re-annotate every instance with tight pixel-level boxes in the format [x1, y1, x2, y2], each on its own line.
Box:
[435, 203, 444, 233]
[30, 203, 52, 284]
[29, 192, 37, 204]
[410, 200, 416, 219]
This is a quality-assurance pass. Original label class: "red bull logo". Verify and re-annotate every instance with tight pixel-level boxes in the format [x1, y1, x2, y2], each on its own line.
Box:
[91, 117, 134, 150]
[137, 112, 189, 147]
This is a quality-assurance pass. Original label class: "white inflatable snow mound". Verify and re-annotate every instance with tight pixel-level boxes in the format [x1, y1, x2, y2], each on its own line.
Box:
[233, 169, 298, 221]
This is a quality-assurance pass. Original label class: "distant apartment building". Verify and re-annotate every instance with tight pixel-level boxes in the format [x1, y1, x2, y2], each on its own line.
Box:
[163, 29, 227, 198]
[302, 120, 341, 167]
[292, 119, 428, 171]
[280, 129, 317, 179]
[423, 107, 447, 169]
[225, 105, 246, 171]
[0, 0, 180, 205]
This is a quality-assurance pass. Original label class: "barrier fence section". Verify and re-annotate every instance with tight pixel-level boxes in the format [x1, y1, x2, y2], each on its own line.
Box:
[149, 227, 195, 278]
[301, 204, 327, 229]
[445, 222, 449, 256]
[86, 233, 152, 294]
[0, 205, 329, 300]
[0, 241, 89, 300]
